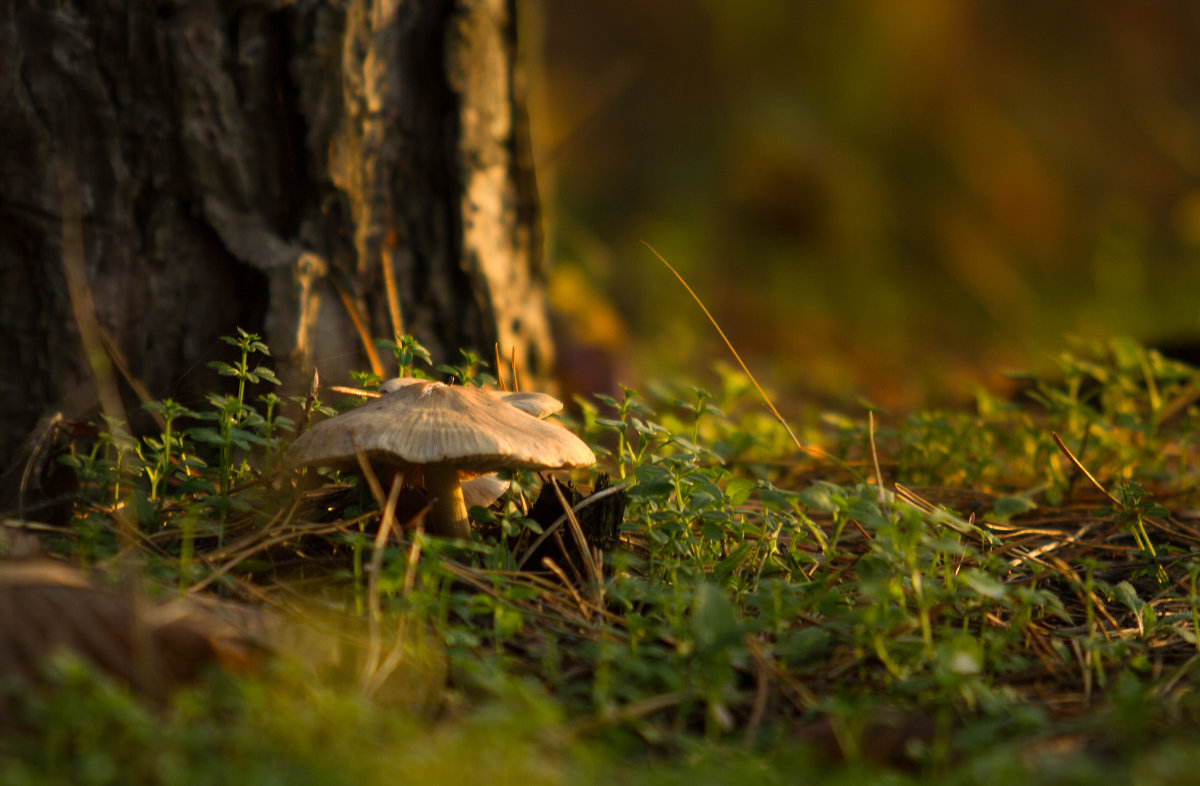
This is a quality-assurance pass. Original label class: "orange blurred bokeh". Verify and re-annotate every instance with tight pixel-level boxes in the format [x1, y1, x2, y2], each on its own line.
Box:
[527, 1, 1200, 412]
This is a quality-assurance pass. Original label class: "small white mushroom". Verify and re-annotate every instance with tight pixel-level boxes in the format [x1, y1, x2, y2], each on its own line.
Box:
[460, 473, 511, 509]
[496, 391, 563, 419]
[376, 380, 567, 508]
[287, 380, 594, 538]
[378, 377, 564, 420]
[378, 377, 428, 394]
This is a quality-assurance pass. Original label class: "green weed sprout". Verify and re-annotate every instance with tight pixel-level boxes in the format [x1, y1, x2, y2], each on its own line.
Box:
[191, 329, 279, 535]
[375, 334, 434, 379]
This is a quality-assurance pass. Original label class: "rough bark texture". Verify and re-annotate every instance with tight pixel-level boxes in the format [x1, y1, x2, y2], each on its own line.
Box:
[0, 0, 551, 503]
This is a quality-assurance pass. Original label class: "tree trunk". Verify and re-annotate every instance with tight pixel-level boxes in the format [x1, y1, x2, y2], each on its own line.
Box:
[0, 0, 551, 503]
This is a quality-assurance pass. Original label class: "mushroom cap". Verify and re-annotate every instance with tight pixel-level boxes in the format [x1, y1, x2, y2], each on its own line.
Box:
[287, 380, 594, 473]
[378, 377, 428, 394]
[461, 474, 510, 508]
[497, 391, 563, 419]
[378, 377, 564, 419]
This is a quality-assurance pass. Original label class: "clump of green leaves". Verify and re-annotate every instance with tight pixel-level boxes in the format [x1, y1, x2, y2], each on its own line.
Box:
[376, 333, 435, 379]
[58, 329, 292, 560]
[193, 328, 282, 501]
[34, 333, 1200, 784]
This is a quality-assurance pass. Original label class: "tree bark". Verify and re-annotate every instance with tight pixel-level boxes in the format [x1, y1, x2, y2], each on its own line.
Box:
[0, 0, 551, 503]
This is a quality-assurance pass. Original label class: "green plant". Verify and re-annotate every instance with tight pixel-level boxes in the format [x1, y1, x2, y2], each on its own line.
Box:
[31, 330, 1200, 784]
[376, 334, 435, 379]
[193, 329, 280, 504]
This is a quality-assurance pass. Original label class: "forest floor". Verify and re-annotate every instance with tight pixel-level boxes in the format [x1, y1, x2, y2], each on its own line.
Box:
[5, 333, 1200, 785]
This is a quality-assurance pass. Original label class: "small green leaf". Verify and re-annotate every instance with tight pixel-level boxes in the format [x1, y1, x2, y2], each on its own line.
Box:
[938, 634, 983, 676]
[725, 477, 756, 506]
[962, 569, 1008, 600]
[713, 543, 754, 581]
[189, 428, 224, 446]
[992, 495, 1037, 519]
[208, 361, 239, 376]
[691, 582, 741, 650]
[1110, 581, 1141, 612]
[761, 486, 800, 511]
[798, 481, 844, 513]
[775, 627, 830, 665]
[129, 490, 156, 526]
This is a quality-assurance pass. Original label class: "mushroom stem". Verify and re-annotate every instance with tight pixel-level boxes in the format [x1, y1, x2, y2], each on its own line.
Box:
[423, 464, 470, 538]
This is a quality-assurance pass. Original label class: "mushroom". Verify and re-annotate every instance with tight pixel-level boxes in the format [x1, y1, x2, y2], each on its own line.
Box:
[287, 380, 594, 538]
[495, 391, 563, 419]
[459, 472, 511, 509]
[377, 377, 427, 394]
[378, 377, 565, 420]
[372, 379, 566, 509]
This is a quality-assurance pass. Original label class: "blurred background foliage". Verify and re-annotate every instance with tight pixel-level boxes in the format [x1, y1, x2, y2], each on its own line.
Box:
[527, 1, 1200, 411]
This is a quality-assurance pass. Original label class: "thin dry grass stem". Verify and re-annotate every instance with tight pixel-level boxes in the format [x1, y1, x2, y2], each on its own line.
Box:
[515, 482, 630, 569]
[542, 557, 592, 622]
[188, 522, 347, 594]
[487, 568, 572, 595]
[746, 636, 818, 715]
[1155, 653, 1200, 697]
[1051, 432, 1122, 507]
[183, 500, 352, 595]
[474, 567, 622, 633]
[361, 521, 426, 698]
[893, 484, 991, 544]
[1026, 629, 1068, 675]
[351, 434, 387, 509]
[846, 519, 873, 542]
[108, 507, 165, 565]
[369, 475, 404, 620]
[892, 484, 929, 511]
[195, 497, 307, 562]
[551, 478, 600, 595]
[570, 691, 695, 737]
[97, 328, 164, 430]
[329, 385, 382, 399]
[438, 560, 603, 633]
[332, 277, 385, 377]
[58, 153, 129, 436]
[208, 518, 348, 570]
[1070, 639, 1093, 705]
[593, 546, 606, 608]
[439, 561, 495, 594]
[868, 411, 885, 503]
[364, 474, 404, 683]
[401, 522, 424, 597]
[551, 528, 588, 589]
[17, 415, 65, 515]
[743, 637, 771, 744]
[987, 522, 1078, 536]
[1006, 524, 1093, 568]
[1150, 515, 1200, 541]
[381, 235, 405, 342]
[1157, 382, 1200, 426]
[643, 241, 854, 475]
[1094, 603, 1124, 640]
[493, 343, 507, 391]
[510, 348, 520, 392]
[1047, 555, 1124, 638]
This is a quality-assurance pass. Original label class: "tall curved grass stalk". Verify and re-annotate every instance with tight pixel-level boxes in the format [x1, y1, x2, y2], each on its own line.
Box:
[643, 241, 854, 474]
